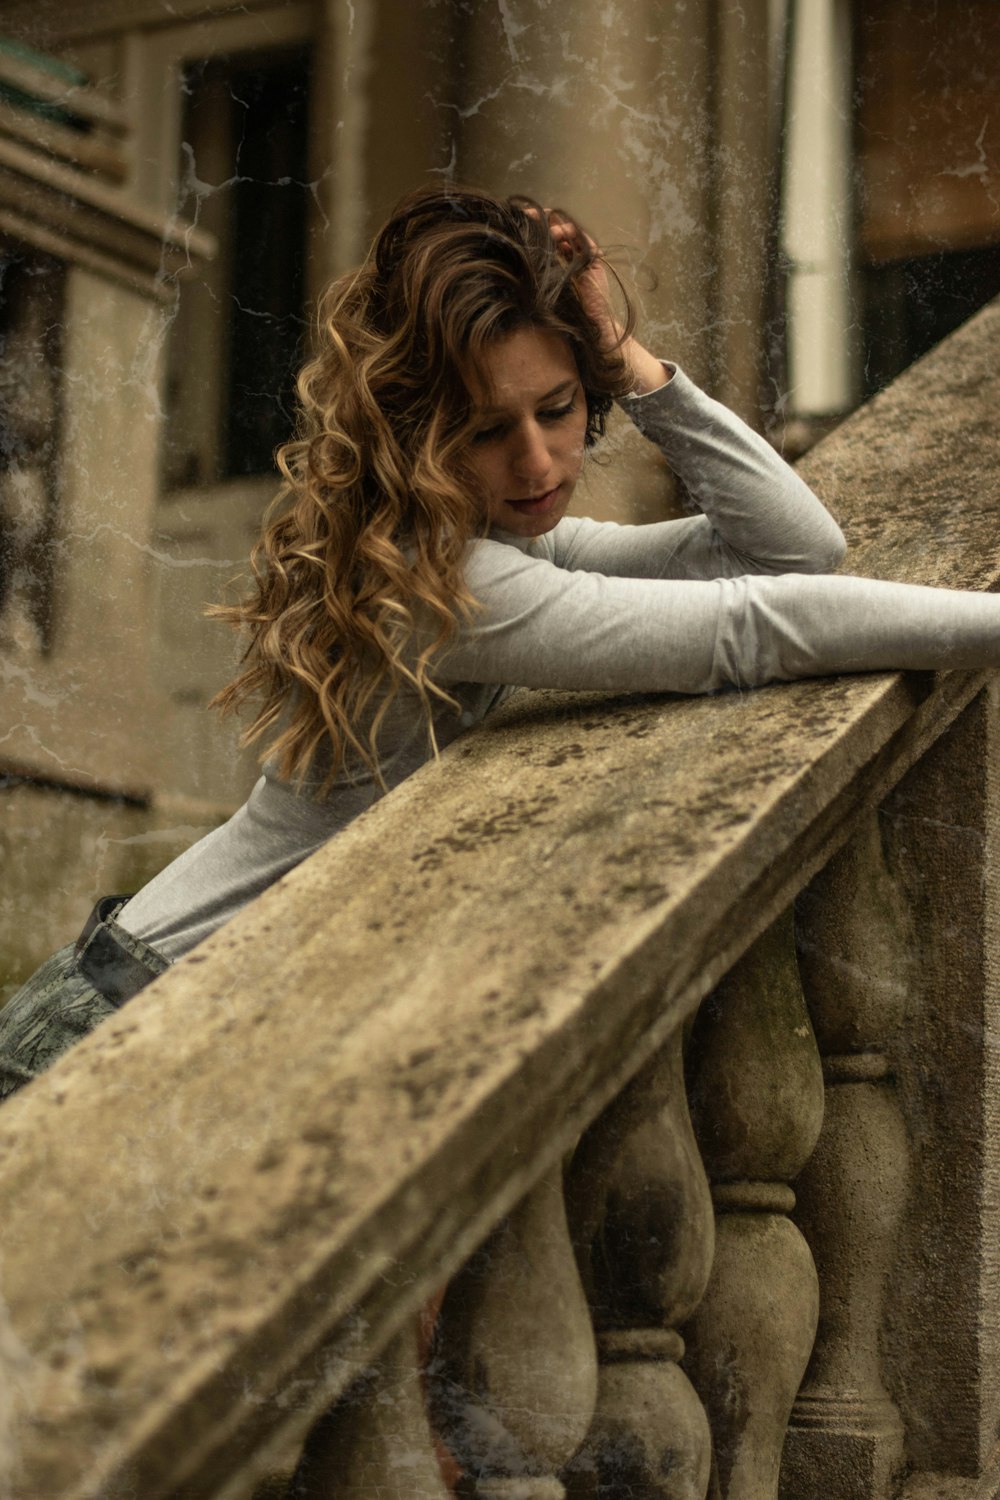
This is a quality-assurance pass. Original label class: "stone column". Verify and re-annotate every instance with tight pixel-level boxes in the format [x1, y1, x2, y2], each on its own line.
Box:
[313, 0, 461, 283]
[684, 911, 825, 1497]
[565, 1028, 715, 1499]
[781, 813, 912, 1497]
[290, 1314, 451, 1498]
[452, 0, 715, 525]
[709, 0, 775, 424]
[429, 1161, 598, 1499]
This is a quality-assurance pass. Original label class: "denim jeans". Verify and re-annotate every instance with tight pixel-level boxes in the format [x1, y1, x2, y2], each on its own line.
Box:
[0, 897, 169, 1101]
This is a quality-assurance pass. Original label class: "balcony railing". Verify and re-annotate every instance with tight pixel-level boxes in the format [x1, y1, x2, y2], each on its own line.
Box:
[0, 298, 999, 1500]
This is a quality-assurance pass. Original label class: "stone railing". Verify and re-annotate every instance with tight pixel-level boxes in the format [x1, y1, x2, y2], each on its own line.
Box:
[1, 301, 1000, 1500]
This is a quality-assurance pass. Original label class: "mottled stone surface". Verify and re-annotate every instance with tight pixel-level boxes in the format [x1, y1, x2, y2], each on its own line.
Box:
[876, 688, 1000, 1479]
[0, 303, 998, 1498]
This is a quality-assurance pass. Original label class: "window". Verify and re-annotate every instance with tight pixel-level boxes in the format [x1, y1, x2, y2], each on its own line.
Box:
[163, 47, 310, 487]
[856, 0, 1000, 397]
[862, 247, 1000, 399]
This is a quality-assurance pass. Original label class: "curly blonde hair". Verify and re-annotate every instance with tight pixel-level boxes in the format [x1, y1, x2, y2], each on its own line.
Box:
[210, 185, 636, 791]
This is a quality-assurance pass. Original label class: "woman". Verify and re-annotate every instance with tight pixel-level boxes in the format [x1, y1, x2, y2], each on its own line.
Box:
[1, 183, 998, 1098]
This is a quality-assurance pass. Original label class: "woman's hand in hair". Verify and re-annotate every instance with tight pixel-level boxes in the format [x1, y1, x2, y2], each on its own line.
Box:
[545, 209, 669, 395]
[544, 210, 617, 342]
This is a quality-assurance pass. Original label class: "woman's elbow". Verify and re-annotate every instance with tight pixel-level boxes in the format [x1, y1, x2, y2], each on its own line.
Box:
[799, 518, 847, 574]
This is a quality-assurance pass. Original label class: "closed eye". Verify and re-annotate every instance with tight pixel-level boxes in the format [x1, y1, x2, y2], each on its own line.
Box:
[539, 399, 578, 424]
[470, 397, 579, 445]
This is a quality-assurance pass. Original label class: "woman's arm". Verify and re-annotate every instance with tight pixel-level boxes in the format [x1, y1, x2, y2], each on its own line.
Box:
[549, 365, 847, 580]
[434, 544, 1000, 694]
[433, 210, 1000, 699]
[542, 212, 845, 581]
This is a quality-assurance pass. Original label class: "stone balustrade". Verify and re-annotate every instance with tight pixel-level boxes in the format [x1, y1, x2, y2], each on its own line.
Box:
[1, 300, 1000, 1500]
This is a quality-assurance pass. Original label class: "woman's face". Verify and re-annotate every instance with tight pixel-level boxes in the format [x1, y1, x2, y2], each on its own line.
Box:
[464, 326, 588, 538]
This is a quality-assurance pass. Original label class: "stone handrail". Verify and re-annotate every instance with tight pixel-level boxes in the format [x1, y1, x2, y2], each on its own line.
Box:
[1, 300, 999, 1499]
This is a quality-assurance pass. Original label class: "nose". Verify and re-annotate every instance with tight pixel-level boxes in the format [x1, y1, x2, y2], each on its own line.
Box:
[510, 421, 552, 485]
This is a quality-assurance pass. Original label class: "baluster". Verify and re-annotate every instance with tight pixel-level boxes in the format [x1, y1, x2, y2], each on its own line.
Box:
[291, 1312, 451, 1497]
[683, 910, 825, 1498]
[429, 1160, 598, 1499]
[781, 812, 911, 1498]
[563, 1027, 715, 1499]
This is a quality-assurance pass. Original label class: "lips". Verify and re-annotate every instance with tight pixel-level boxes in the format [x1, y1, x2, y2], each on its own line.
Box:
[506, 485, 561, 515]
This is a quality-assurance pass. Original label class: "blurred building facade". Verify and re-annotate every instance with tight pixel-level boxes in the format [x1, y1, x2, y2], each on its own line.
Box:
[0, 0, 998, 989]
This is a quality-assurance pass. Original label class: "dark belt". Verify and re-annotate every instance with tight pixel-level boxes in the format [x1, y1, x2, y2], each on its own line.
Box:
[75, 895, 168, 1007]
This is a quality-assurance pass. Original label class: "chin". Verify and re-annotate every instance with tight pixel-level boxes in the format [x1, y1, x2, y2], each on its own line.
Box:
[502, 508, 566, 537]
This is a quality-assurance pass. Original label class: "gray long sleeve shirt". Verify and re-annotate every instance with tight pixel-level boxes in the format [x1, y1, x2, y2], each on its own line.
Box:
[119, 365, 1000, 960]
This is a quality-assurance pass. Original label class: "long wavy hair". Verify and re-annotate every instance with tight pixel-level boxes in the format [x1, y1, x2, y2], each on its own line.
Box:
[210, 185, 637, 791]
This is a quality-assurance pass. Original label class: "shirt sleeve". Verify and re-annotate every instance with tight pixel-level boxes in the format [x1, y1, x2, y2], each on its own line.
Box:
[433, 546, 1000, 694]
[543, 364, 846, 580]
[430, 365, 1000, 696]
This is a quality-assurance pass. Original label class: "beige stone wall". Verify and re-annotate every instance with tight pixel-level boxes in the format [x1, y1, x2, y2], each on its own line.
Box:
[0, 783, 225, 1002]
[2, 268, 166, 792]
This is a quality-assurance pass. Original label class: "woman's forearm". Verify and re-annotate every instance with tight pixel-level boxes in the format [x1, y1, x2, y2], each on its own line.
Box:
[622, 333, 672, 395]
[438, 549, 1000, 695]
[553, 366, 846, 582]
[624, 366, 846, 575]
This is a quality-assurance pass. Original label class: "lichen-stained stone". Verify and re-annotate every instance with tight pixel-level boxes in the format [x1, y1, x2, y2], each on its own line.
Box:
[0, 303, 997, 1498]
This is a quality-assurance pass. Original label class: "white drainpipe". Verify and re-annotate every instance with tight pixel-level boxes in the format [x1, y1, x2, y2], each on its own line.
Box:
[781, 0, 859, 417]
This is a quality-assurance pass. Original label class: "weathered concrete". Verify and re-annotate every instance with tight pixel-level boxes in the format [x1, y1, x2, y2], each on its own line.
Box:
[785, 813, 912, 1498]
[0, 300, 998, 1498]
[566, 1029, 715, 1495]
[431, 1162, 597, 1492]
[686, 915, 823, 1495]
[879, 687, 1000, 1479]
